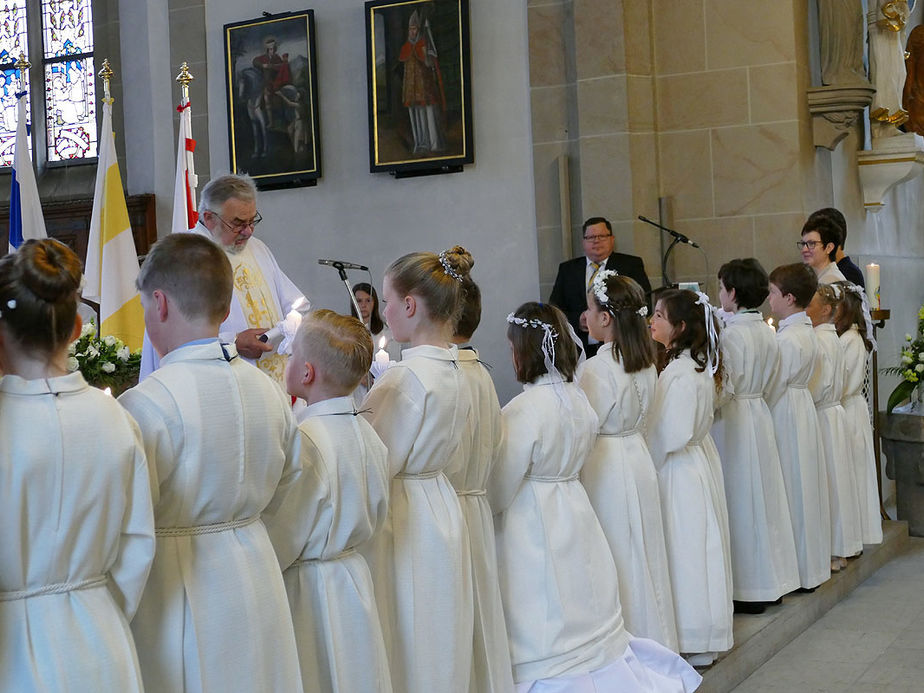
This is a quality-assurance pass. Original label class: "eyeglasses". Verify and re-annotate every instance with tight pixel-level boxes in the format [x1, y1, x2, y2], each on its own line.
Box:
[583, 234, 612, 242]
[211, 211, 263, 235]
[796, 240, 821, 250]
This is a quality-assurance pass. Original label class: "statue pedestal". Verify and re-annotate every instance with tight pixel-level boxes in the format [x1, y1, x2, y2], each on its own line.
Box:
[882, 410, 924, 536]
[807, 85, 874, 150]
[858, 132, 924, 212]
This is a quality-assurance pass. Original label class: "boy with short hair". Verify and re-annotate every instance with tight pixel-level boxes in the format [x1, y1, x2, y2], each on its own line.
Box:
[118, 233, 304, 692]
[765, 263, 832, 591]
[263, 309, 393, 693]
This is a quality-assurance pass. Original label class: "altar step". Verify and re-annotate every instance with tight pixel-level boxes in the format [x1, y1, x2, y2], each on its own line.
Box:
[699, 520, 911, 693]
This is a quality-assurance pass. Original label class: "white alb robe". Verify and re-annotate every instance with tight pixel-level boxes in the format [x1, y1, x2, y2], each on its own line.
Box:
[840, 326, 883, 545]
[712, 312, 800, 602]
[263, 396, 392, 693]
[118, 341, 304, 693]
[0, 372, 155, 693]
[578, 349, 679, 651]
[493, 376, 700, 692]
[446, 347, 516, 692]
[646, 352, 734, 655]
[361, 344, 474, 693]
[810, 323, 863, 558]
[139, 229, 307, 384]
[765, 312, 831, 588]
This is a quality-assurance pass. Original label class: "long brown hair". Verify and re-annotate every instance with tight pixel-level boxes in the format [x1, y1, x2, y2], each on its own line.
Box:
[507, 302, 578, 384]
[833, 281, 874, 353]
[656, 289, 723, 387]
[351, 282, 384, 335]
[589, 275, 655, 373]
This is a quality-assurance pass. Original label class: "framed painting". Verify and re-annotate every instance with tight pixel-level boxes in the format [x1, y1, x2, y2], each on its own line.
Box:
[365, 0, 473, 176]
[224, 10, 321, 189]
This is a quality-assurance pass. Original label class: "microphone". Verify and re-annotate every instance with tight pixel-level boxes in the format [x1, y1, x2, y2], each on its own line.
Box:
[637, 215, 700, 248]
[318, 258, 369, 271]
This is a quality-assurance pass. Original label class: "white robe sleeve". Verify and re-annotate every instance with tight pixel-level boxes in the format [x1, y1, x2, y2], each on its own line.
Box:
[489, 400, 537, 513]
[765, 335, 795, 408]
[361, 368, 425, 477]
[107, 415, 156, 621]
[118, 385, 180, 500]
[263, 392, 303, 525]
[646, 365, 698, 470]
[577, 360, 615, 428]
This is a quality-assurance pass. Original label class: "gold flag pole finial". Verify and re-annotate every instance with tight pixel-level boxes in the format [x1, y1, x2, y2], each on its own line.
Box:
[98, 58, 114, 103]
[14, 53, 30, 91]
[176, 62, 194, 103]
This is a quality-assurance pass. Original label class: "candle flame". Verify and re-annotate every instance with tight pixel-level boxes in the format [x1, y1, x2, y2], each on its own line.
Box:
[104, 387, 112, 397]
[379, 336, 388, 349]
[767, 317, 774, 328]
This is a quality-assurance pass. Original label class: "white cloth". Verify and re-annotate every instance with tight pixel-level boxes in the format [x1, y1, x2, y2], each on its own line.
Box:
[492, 376, 628, 682]
[446, 348, 516, 693]
[815, 262, 847, 285]
[578, 350, 679, 651]
[840, 326, 883, 545]
[646, 352, 734, 655]
[765, 312, 832, 588]
[0, 372, 155, 692]
[810, 324, 864, 558]
[361, 344, 474, 693]
[118, 341, 304, 693]
[712, 312, 800, 602]
[263, 395, 392, 693]
[139, 229, 307, 380]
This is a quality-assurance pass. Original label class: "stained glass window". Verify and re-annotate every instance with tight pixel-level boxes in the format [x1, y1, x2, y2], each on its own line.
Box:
[0, 1, 29, 167]
[41, 0, 95, 161]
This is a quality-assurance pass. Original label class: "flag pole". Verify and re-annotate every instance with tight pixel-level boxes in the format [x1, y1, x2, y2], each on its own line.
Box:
[99, 57, 113, 103]
[14, 52, 28, 92]
[176, 62, 197, 195]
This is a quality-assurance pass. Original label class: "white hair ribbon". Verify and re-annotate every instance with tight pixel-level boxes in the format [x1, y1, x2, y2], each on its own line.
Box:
[694, 291, 720, 376]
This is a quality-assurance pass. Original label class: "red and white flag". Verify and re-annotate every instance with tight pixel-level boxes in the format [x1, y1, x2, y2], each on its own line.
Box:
[171, 97, 198, 234]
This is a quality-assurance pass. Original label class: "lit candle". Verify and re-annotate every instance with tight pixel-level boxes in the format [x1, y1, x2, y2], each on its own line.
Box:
[865, 263, 880, 310]
[766, 317, 775, 331]
[375, 336, 389, 366]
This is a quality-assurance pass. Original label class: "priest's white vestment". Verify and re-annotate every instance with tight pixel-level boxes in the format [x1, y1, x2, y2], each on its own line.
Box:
[446, 347, 516, 693]
[810, 323, 863, 558]
[361, 344, 474, 693]
[578, 349, 679, 651]
[118, 341, 303, 693]
[840, 326, 883, 544]
[264, 395, 393, 693]
[0, 372, 155, 693]
[765, 312, 831, 589]
[646, 352, 734, 655]
[712, 312, 800, 602]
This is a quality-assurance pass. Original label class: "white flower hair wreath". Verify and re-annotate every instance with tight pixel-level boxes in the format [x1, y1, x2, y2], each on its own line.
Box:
[438, 251, 463, 282]
[592, 269, 647, 317]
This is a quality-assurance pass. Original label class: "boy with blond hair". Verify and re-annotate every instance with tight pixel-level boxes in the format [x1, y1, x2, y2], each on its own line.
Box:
[263, 309, 393, 693]
[118, 233, 304, 692]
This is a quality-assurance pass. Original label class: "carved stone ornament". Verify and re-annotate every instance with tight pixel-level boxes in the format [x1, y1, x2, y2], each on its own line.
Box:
[857, 132, 924, 212]
[807, 84, 876, 150]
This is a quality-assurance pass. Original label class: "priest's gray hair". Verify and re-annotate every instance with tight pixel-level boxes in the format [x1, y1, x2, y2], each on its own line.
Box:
[199, 174, 257, 214]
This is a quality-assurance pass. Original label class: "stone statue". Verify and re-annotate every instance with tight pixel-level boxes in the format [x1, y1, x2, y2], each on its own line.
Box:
[903, 25, 924, 135]
[818, 0, 868, 86]
[868, 0, 911, 138]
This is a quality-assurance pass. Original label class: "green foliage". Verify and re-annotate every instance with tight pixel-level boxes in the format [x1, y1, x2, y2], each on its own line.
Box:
[68, 321, 141, 395]
[883, 304, 924, 413]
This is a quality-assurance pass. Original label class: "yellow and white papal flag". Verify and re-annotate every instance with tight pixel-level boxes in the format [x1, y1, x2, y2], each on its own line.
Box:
[83, 98, 144, 349]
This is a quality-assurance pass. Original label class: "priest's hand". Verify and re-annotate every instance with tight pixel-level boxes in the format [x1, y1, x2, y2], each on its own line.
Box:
[236, 328, 274, 359]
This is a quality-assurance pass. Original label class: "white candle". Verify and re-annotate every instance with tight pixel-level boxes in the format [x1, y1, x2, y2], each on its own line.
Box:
[375, 336, 389, 365]
[865, 263, 880, 310]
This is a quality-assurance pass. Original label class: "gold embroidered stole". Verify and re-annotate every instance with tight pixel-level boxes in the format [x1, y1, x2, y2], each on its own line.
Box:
[229, 246, 287, 384]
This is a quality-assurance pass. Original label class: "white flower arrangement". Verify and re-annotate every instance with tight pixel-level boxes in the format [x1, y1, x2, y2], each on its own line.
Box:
[69, 320, 141, 395]
[885, 304, 924, 412]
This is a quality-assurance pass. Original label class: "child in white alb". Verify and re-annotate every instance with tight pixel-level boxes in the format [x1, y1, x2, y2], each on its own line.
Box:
[579, 272, 679, 651]
[493, 301, 701, 692]
[765, 263, 832, 591]
[713, 259, 800, 613]
[646, 289, 734, 668]
[263, 309, 392, 693]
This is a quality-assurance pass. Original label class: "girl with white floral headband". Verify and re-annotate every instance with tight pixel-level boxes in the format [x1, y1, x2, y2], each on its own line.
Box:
[360, 245, 475, 693]
[490, 300, 701, 692]
[578, 271, 680, 652]
[646, 288, 734, 667]
[0, 239, 155, 692]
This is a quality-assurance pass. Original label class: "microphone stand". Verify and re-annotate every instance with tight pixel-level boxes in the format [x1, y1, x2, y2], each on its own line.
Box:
[331, 261, 364, 321]
[637, 215, 696, 288]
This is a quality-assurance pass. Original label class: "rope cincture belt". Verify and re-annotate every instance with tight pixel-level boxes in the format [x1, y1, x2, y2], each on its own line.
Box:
[816, 400, 841, 412]
[600, 427, 639, 438]
[394, 470, 442, 480]
[456, 489, 486, 497]
[293, 548, 357, 565]
[525, 472, 580, 483]
[0, 575, 107, 601]
[155, 514, 259, 537]
[734, 393, 763, 400]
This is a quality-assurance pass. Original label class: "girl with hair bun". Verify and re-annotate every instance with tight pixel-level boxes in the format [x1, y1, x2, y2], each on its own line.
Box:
[578, 273, 679, 651]
[833, 282, 883, 545]
[492, 301, 700, 692]
[0, 239, 155, 692]
[646, 289, 734, 667]
[361, 245, 475, 693]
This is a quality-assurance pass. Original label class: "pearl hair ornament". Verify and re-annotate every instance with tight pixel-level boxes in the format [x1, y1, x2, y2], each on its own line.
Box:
[438, 251, 463, 282]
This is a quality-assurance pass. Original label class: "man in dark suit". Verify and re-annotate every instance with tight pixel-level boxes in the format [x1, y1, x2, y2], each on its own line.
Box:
[549, 216, 652, 357]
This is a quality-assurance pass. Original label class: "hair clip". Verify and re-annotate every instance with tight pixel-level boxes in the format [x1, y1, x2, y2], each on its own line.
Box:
[438, 251, 463, 282]
[6, 299, 15, 310]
